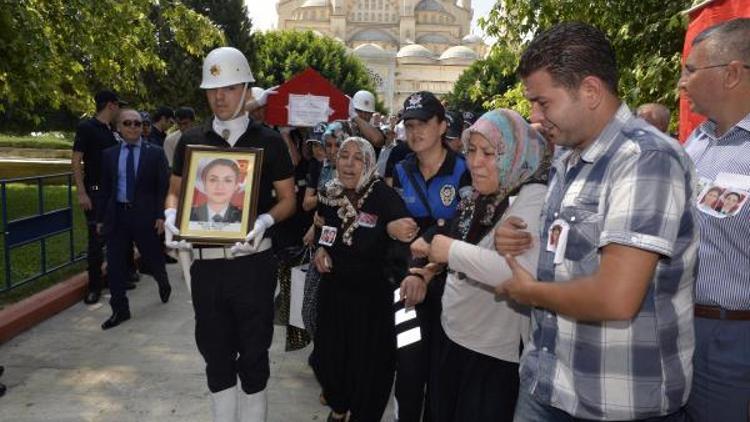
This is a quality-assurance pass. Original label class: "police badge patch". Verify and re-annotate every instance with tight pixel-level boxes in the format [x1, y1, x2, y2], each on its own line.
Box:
[440, 184, 456, 206]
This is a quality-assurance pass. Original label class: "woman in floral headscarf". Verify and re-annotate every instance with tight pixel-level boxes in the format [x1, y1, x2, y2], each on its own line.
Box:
[403, 109, 552, 421]
[312, 137, 409, 422]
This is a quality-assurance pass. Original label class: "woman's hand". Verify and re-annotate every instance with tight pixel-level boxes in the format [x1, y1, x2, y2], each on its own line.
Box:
[400, 275, 426, 307]
[410, 237, 430, 258]
[314, 247, 333, 273]
[399, 266, 437, 307]
[303, 224, 316, 246]
[428, 234, 454, 264]
[313, 212, 325, 228]
[387, 217, 419, 242]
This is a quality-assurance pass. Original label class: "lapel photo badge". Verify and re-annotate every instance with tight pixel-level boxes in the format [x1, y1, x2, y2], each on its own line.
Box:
[319, 225, 338, 247]
[355, 212, 378, 228]
[547, 219, 570, 265]
[440, 184, 456, 207]
[696, 173, 750, 219]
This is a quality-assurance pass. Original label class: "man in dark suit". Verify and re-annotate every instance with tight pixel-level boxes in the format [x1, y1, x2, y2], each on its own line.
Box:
[98, 108, 172, 330]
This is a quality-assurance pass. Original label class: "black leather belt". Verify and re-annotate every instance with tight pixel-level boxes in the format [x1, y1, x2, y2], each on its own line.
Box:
[695, 304, 750, 320]
[88, 185, 100, 191]
[116, 202, 134, 209]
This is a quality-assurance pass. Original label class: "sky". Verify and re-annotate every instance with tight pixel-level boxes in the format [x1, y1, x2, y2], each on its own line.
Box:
[246, 0, 497, 36]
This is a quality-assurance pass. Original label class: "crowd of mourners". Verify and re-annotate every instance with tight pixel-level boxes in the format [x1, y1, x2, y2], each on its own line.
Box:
[59, 18, 750, 422]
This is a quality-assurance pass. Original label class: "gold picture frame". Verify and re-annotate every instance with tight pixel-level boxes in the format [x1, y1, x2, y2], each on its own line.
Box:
[176, 145, 264, 244]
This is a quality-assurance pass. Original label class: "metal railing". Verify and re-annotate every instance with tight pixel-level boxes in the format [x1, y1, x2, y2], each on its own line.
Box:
[1, 172, 85, 293]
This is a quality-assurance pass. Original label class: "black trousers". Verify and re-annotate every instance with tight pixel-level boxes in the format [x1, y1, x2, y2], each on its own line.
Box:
[430, 324, 519, 422]
[395, 277, 445, 422]
[84, 189, 105, 292]
[105, 206, 169, 312]
[191, 250, 277, 394]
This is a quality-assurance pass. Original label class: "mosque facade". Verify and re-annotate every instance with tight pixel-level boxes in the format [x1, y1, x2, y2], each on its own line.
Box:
[276, 0, 486, 112]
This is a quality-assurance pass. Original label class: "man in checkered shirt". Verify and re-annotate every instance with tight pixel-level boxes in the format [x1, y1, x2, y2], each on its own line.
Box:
[495, 23, 698, 421]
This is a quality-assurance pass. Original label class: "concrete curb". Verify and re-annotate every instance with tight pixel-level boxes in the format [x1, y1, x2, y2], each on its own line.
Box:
[0, 272, 88, 344]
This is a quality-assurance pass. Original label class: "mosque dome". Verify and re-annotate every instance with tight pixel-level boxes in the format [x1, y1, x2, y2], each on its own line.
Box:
[397, 43, 434, 59]
[462, 34, 484, 45]
[439, 45, 478, 61]
[353, 43, 392, 58]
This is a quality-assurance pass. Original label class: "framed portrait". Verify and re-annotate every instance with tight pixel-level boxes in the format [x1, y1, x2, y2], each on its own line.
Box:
[176, 145, 264, 244]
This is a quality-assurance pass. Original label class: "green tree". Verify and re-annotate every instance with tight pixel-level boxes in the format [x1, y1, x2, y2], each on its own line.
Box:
[0, 0, 224, 128]
[252, 30, 378, 99]
[138, 0, 256, 118]
[472, 0, 690, 124]
[444, 44, 518, 113]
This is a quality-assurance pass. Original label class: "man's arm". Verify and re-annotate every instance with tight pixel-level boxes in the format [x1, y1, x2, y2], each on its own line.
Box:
[302, 187, 318, 212]
[165, 175, 182, 210]
[268, 177, 297, 224]
[71, 151, 91, 210]
[353, 116, 385, 147]
[501, 243, 659, 321]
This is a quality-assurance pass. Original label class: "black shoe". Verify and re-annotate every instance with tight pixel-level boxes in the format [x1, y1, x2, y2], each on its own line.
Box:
[125, 282, 137, 291]
[84, 290, 101, 305]
[164, 254, 178, 264]
[101, 310, 131, 330]
[158, 282, 171, 303]
[129, 272, 141, 283]
[0, 365, 4, 377]
[0, 382, 5, 397]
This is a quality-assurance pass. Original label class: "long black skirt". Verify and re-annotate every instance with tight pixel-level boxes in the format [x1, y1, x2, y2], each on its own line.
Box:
[312, 271, 395, 422]
[430, 324, 520, 422]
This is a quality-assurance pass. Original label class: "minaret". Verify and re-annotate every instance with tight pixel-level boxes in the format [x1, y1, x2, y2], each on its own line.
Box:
[330, 0, 347, 41]
[400, 0, 415, 44]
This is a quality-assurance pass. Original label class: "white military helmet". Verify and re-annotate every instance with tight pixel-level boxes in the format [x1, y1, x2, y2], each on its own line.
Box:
[352, 90, 376, 113]
[200, 47, 255, 89]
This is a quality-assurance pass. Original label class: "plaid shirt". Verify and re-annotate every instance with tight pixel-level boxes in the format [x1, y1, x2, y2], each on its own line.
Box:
[520, 104, 698, 420]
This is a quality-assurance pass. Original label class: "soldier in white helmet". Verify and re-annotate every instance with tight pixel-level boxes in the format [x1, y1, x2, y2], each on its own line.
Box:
[164, 46, 296, 422]
[349, 89, 385, 147]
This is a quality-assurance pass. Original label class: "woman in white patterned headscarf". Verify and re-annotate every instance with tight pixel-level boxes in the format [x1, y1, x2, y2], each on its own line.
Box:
[312, 137, 409, 421]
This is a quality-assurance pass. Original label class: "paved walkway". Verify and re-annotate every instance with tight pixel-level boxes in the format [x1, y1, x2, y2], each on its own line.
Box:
[0, 263, 391, 421]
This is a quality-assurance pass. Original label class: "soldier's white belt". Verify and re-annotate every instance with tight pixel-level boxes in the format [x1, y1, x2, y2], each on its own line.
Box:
[193, 238, 271, 260]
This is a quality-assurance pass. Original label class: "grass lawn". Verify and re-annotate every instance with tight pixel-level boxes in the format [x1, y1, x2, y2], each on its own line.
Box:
[0, 178, 88, 309]
[0, 133, 73, 150]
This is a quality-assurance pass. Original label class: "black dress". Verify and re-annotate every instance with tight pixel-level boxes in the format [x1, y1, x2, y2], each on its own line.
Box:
[313, 181, 408, 421]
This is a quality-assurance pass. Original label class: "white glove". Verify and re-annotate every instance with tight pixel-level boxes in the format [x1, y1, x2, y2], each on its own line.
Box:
[256, 86, 279, 107]
[347, 95, 358, 119]
[164, 208, 192, 250]
[230, 213, 274, 255]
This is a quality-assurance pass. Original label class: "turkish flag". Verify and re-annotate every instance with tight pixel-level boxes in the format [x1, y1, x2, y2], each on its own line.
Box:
[679, 0, 750, 141]
[264, 68, 350, 127]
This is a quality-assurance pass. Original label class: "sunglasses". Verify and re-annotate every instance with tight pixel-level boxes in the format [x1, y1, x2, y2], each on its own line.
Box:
[122, 120, 143, 128]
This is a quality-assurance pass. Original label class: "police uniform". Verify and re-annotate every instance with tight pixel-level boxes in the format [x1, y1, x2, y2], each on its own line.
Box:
[390, 91, 472, 422]
[72, 116, 118, 296]
[172, 118, 294, 395]
[391, 148, 471, 422]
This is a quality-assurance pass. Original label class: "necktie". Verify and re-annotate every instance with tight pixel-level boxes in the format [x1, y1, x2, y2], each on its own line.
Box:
[212, 214, 224, 223]
[126, 144, 136, 203]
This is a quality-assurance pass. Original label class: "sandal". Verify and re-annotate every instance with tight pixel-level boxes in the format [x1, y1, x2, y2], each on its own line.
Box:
[327, 411, 346, 422]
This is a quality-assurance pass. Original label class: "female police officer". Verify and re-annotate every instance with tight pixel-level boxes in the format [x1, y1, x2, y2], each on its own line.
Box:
[388, 91, 471, 422]
[164, 47, 296, 422]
